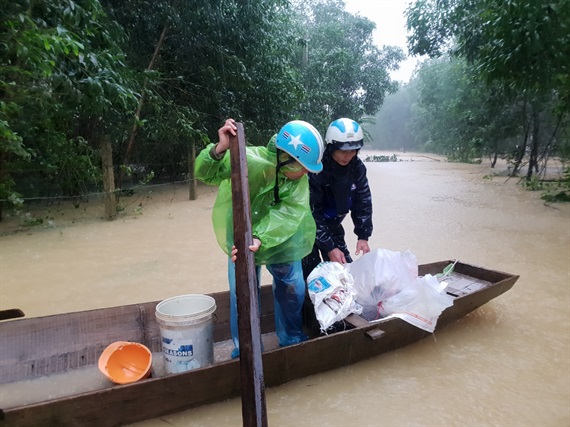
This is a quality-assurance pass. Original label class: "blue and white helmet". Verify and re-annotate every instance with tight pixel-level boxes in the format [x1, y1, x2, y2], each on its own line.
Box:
[325, 118, 364, 150]
[275, 120, 324, 173]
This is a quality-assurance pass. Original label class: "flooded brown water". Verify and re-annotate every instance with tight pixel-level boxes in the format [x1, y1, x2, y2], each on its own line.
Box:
[1, 152, 569, 426]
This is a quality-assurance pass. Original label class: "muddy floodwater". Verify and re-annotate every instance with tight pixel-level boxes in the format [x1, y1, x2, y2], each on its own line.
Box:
[1, 151, 568, 426]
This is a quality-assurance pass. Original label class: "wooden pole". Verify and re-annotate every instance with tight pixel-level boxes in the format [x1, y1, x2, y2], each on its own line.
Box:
[229, 122, 268, 427]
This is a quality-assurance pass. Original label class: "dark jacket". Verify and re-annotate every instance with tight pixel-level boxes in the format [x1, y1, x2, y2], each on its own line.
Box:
[309, 147, 373, 254]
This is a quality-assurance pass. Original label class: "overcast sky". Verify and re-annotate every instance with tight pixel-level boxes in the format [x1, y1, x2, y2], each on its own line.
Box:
[343, 0, 420, 83]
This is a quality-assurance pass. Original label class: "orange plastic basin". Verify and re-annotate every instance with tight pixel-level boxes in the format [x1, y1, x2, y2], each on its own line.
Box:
[98, 341, 152, 384]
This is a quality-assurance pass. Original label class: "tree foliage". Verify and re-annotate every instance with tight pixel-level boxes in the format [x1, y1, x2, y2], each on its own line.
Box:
[1, 0, 403, 218]
[103, 0, 303, 148]
[366, 83, 416, 151]
[405, 0, 569, 180]
[293, 0, 404, 131]
[408, 57, 524, 162]
[0, 0, 138, 213]
[407, 0, 570, 98]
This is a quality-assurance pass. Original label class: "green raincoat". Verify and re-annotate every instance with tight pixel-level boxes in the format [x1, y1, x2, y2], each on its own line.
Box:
[195, 141, 316, 265]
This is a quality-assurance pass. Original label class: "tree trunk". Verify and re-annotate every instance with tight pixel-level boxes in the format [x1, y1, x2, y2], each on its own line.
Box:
[101, 135, 117, 220]
[0, 150, 5, 221]
[537, 111, 564, 177]
[119, 25, 168, 189]
[491, 150, 498, 168]
[188, 140, 197, 200]
[526, 106, 540, 181]
[487, 139, 498, 168]
[512, 99, 530, 176]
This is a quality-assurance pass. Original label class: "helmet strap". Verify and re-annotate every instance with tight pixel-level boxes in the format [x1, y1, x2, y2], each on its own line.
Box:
[273, 165, 280, 206]
[273, 151, 300, 205]
[273, 150, 287, 205]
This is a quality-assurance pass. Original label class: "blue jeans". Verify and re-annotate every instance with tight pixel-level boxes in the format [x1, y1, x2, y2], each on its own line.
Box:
[228, 259, 308, 358]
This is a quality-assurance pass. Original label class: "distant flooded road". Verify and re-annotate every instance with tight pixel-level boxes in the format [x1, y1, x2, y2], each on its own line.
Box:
[1, 152, 568, 426]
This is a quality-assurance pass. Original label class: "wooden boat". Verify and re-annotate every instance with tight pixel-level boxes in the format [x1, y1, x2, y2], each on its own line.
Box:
[0, 260, 518, 427]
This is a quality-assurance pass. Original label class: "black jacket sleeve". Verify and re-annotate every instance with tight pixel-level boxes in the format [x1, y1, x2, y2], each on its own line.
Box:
[309, 173, 336, 254]
[350, 159, 373, 240]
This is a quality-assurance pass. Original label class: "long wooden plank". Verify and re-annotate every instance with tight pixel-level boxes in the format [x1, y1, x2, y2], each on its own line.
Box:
[0, 287, 276, 384]
[229, 122, 267, 426]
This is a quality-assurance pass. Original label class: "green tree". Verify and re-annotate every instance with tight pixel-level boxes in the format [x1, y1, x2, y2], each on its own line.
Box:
[368, 82, 417, 151]
[406, 0, 569, 177]
[292, 0, 404, 132]
[1, 0, 409, 218]
[0, 0, 137, 216]
[103, 0, 302, 153]
[407, 57, 522, 162]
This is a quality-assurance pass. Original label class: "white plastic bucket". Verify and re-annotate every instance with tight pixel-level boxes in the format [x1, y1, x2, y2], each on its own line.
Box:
[155, 294, 216, 374]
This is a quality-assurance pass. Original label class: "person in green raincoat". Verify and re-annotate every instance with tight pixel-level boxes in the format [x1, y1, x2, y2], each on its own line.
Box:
[195, 118, 325, 359]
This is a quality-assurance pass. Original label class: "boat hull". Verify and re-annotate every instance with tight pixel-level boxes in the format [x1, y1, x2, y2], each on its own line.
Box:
[0, 261, 518, 427]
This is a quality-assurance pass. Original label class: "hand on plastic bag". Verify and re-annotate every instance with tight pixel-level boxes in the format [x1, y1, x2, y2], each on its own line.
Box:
[306, 262, 362, 333]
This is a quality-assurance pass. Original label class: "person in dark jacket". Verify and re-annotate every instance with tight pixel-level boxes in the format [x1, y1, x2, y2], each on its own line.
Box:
[302, 118, 373, 279]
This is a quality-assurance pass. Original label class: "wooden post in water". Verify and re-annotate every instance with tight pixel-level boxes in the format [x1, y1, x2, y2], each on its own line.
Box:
[229, 122, 268, 427]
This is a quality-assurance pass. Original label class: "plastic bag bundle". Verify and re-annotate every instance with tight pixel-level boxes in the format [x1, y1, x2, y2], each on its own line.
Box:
[348, 248, 455, 332]
[377, 273, 454, 332]
[348, 248, 418, 321]
[307, 262, 362, 333]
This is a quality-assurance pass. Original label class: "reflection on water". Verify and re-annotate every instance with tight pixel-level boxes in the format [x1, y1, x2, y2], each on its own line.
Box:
[1, 153, 568, 426]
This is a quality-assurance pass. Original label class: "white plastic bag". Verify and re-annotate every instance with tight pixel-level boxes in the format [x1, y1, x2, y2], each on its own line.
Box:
[348, 248, 454, 332]
[348, 248, 418, 321]
[378, 273, 454, 332]
[307, 262, 362, 333]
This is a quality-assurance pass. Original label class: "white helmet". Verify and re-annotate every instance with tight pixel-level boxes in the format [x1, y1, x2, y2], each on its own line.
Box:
[325, 118, 364, 150]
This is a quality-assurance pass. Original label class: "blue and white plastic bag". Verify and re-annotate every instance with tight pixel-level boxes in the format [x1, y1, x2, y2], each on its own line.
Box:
[307, 262, 362, 332]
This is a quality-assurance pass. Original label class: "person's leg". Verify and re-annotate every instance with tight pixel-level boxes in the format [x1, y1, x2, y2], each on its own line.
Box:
[227, 259, 240, 358]
[302, 244, 323, 281]
[266, 260, 308, 346]
[228, 259, 262, 359]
